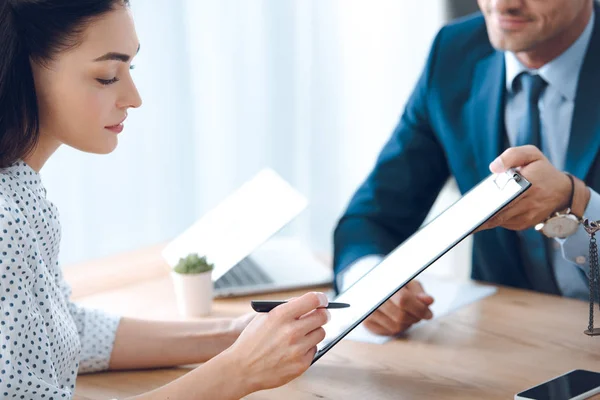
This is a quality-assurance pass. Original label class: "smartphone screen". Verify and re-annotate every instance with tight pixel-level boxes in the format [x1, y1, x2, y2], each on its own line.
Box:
[516, 370, 600, 400]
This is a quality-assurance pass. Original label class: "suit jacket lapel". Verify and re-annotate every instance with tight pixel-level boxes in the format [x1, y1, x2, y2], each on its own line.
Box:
[468, 50, 506, 180]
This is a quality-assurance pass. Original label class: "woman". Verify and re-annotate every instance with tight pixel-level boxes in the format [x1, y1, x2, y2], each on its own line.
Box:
[0, 1, 330, 399]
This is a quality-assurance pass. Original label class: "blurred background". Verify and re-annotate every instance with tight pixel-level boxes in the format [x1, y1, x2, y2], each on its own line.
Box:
[44, 0, 480, 278]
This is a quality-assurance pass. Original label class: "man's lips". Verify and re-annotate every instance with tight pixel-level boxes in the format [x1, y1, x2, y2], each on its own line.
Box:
[496, 15, 533, 30]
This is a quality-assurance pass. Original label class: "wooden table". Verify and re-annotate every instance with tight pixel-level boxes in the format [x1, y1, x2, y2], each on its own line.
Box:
[68, 247, 600, 399]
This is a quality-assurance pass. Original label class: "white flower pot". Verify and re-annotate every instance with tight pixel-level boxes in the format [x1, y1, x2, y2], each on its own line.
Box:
[170, 270, 213, 317]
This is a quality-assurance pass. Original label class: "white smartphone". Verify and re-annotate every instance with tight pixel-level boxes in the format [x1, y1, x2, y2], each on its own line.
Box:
[515, 369, 600, 400]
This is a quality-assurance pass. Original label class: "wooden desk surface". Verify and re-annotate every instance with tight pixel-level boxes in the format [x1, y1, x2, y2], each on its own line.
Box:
[68, 250, 600, 400]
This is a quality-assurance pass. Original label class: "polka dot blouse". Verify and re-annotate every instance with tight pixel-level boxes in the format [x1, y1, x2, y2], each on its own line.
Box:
[0, 161, 121, 399]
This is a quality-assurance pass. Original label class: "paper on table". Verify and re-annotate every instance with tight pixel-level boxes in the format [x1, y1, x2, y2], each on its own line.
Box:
[345, 274, 497, 344]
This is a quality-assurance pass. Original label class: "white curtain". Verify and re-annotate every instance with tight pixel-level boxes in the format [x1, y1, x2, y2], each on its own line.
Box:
[43, 0, 469, 278]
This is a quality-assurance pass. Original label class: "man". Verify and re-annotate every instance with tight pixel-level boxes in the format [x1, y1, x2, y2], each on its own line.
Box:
[333, 0, 600, 336]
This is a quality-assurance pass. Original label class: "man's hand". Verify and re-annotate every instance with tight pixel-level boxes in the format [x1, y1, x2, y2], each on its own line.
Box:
[480, 145, 588, 231]
[363, 280, 434, 336]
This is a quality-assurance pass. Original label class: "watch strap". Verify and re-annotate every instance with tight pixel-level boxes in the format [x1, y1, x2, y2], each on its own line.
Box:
[566, 173, 575, 213]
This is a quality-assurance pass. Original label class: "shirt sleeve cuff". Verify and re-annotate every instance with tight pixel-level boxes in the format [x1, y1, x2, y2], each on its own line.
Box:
[336, 255, 384, 293]
[70, 304, 122, 374]
[558, 187, 600, 272]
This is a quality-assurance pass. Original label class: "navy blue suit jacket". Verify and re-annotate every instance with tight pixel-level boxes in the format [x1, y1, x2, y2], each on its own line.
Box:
[333, 7, 600, 294]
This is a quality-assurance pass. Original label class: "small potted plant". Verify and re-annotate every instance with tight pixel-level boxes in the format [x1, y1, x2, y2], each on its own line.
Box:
[171, 253, 214, 317]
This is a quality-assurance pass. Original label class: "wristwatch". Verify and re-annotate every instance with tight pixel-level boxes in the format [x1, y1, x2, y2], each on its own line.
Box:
[534, 173, 581, 239]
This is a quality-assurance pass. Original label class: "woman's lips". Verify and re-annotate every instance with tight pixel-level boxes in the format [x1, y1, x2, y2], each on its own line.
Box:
[105, 123, 124, 134]
[106, 116, 126, 133]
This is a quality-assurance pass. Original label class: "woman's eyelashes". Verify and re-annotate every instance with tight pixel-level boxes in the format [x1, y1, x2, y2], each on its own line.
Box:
[96, 66, 135, 86]
[97, 77, 119, 85]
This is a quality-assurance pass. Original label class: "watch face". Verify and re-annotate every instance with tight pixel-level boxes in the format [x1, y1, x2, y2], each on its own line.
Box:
[542, 215, 580, 238]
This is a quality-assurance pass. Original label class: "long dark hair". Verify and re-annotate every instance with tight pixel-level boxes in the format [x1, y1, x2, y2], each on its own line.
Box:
[0, 0, 129, 168]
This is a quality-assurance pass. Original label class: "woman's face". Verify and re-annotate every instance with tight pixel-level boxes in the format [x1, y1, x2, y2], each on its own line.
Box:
[31, 5, 142, 155]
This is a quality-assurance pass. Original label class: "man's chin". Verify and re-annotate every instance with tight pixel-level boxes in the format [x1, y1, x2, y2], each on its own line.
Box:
[488, 34, 539, 53]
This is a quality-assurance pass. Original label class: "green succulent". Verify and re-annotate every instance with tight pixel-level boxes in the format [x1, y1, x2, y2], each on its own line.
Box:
[173, 253, 214, 274]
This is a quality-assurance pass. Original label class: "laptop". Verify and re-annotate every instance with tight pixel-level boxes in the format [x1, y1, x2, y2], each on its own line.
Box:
[162, 169, 332, 297]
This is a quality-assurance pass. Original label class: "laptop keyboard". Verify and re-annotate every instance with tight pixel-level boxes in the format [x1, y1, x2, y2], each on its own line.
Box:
[215, 258, 274, 289]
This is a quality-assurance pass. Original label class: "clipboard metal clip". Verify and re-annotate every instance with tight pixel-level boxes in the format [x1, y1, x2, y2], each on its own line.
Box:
[493, 168, 521, 191]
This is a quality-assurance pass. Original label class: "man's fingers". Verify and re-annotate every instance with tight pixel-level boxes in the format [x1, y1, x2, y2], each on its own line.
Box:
[377, 301, 420, 326]
[363, 318, 394, 336]
[491, 190, 529, 220]
[479, 191, 531, 230]
[365, 283, 435, 337]
[364, 312, 413, 336]
[501, 210, 540, 230]
[489, 145, 544, 173]
[386, 291, 433, 321]
[416, 292, 434, 306]
[391, 290, 433, 320]
[367, 310, 399, 333]
[406, 281, 434, 305]
[483, 191, 545, 230]
[406, 280, 425, 293]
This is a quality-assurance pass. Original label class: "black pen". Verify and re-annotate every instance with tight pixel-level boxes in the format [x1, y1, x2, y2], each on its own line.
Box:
[251, 300, 350, 313]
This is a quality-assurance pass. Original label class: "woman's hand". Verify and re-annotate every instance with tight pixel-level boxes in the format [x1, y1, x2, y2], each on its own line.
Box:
[126, 292, 330, 400]
[224, 292, 330, 394]
[228, 312, 257, 336]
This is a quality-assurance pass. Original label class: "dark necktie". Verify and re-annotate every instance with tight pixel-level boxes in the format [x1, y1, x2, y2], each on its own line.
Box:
[515, 73, 559, 294]
[516, 73, 547, 149]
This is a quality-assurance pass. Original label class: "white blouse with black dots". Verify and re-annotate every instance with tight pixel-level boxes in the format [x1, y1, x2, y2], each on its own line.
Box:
[0, 161, 121, 399]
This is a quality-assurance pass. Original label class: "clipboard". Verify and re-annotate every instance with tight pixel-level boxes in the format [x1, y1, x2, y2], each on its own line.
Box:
[313, 170, 530, 363]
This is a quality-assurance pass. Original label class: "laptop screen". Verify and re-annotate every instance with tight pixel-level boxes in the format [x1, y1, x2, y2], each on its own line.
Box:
[313, 171, 530, 363]
[162, 169, 308, 280]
